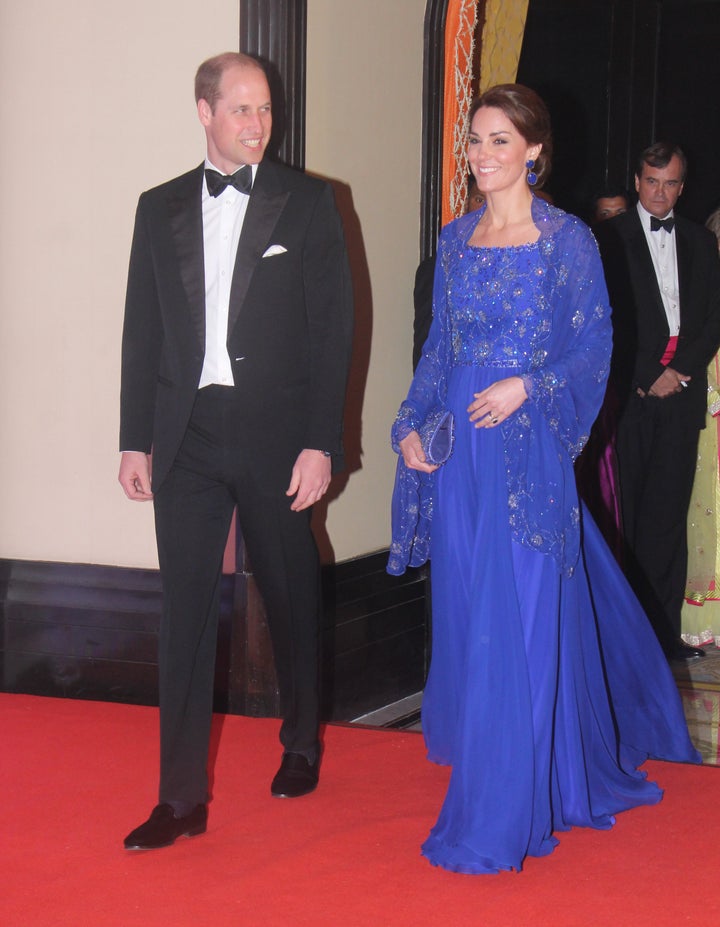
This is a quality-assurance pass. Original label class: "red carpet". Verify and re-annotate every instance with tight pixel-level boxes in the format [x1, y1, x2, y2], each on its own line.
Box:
[2, 693, 719, 927]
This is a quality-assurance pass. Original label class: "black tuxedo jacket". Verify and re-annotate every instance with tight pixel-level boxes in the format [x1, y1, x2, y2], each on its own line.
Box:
[120, 159, 353, 491]
[596, 208, 720, 429]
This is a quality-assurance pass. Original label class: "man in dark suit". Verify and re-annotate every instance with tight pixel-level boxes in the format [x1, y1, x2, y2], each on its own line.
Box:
[596, 142, 720, 662]
[119, 52, 353, 850]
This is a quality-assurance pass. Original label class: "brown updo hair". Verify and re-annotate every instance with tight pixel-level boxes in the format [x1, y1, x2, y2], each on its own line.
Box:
[469, 84, 553, 189]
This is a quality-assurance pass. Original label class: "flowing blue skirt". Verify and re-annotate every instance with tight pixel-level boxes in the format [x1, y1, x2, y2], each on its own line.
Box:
[421, 366, 700, 874]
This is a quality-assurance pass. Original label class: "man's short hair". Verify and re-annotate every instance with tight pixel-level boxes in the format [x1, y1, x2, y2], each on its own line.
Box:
[194, 52, 265, 111]
[636, 141, 688, 181]
[591, 187, 630, 208]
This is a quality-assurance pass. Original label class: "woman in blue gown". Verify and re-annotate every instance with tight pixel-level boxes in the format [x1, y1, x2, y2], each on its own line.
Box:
[388, 84, 700, 875]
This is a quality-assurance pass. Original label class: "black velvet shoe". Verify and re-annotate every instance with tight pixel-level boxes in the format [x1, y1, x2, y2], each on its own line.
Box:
[666, 640, 706, 661]
[271, 753, 320, 798]
[123, 803, 207, 850]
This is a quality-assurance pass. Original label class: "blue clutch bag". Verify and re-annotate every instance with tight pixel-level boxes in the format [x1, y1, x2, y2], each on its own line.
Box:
[418, 409, 455, 465]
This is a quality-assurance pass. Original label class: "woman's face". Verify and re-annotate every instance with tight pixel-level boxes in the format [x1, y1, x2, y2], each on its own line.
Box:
[467, 106, 540, 196]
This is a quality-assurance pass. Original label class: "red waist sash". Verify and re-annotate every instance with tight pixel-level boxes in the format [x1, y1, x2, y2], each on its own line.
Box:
[661, 335, 678, 366]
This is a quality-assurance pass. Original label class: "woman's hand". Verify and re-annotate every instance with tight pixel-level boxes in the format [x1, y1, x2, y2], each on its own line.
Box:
[399, 430, 439, 473]
[468, 376, 527, 428]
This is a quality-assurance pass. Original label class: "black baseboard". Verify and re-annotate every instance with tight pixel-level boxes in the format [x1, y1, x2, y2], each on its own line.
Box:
[320, 553, 429, 721]
[0, 553, 428, 722]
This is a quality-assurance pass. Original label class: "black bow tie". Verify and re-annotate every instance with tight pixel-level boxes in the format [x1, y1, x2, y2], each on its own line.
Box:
[205, 165, 253, 197]
[650, 216, 674, 233]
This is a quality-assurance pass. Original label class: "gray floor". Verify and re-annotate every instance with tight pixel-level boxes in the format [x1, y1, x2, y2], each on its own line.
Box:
[351, 692, 422, 730]
[673, 645, 720, 765]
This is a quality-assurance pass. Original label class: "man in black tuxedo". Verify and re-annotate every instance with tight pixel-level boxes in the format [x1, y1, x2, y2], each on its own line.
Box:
[119, 52, 353, 850]
[596, 142, 720, 662]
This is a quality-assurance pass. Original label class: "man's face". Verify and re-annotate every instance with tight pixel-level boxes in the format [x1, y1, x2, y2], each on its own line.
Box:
[466, 182, 485, 213]
[635, 155, 685, 218]
[594, 195, 628, 222]
[198, 64, 272, 173]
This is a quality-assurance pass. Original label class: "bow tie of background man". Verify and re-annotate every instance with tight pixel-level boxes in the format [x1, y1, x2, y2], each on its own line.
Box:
[650, 215, 675, 232]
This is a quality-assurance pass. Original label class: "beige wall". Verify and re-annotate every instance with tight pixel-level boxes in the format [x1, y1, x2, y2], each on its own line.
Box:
[306, 0, 425, 561]
[0, 0, 425, 568]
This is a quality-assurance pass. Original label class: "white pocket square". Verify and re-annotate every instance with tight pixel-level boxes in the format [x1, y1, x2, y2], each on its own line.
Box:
[262, 244, 288, 258]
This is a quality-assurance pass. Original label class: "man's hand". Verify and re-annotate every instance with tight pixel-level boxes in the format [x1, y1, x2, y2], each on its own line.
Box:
[119, 451, 153, 501]
[647, 367, 691, 398]
[286, 449, 332, 511]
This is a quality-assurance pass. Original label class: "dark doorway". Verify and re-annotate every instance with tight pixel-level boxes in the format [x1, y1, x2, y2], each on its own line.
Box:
[516, 0, 720, 223]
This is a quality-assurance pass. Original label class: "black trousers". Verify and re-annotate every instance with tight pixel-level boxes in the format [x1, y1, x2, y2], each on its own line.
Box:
[153, 387, 322, 805]
[616, 392, 700, 651]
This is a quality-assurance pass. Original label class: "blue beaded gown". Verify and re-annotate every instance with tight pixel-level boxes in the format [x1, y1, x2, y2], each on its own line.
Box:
[389, 197, 700, 875]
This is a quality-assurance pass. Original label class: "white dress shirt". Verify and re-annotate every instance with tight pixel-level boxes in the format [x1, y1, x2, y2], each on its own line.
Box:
[637, 201, 681, 336]
[198, 160, 257, 388]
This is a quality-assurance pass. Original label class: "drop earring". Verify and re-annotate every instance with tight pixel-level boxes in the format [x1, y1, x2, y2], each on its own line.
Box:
[525, 159, 538, 186]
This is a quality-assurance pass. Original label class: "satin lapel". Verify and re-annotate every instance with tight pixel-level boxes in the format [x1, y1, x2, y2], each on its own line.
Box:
[675, 220, 691, 328]
[624, 212, 668, 327]
[167, 164, 206, 348]
[227, 162, 289, 335]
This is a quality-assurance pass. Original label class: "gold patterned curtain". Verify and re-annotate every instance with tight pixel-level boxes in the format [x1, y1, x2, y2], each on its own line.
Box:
[441, 0, 530, 225]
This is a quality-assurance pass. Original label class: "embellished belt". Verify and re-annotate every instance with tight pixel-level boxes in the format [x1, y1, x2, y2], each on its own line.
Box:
[453, 359, 523, 369]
